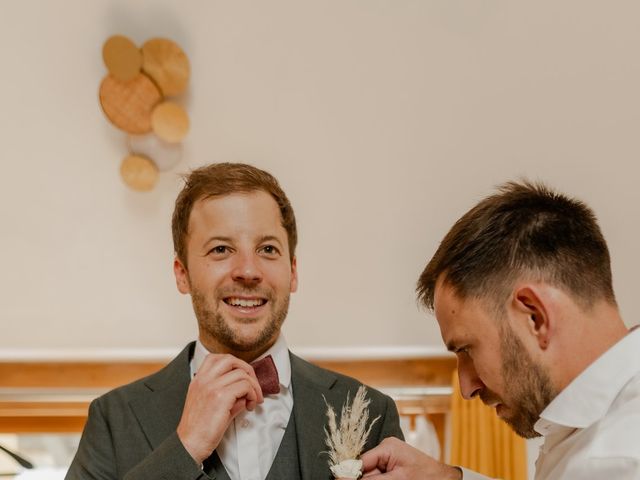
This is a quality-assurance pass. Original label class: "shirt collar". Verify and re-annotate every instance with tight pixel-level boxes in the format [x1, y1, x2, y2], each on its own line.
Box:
[535, 325, 640, 436]
[191, 333, 292, 389]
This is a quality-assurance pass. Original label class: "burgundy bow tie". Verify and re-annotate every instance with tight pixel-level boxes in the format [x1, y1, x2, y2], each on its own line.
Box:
[251, 355, 280, 395]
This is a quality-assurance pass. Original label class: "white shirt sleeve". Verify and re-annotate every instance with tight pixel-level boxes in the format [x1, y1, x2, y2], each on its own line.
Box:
[567, 457, 640, 479]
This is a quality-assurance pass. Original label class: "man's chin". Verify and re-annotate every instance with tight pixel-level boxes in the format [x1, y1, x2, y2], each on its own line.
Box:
[223, 322, 279, 353]
[227, 336, 271, 353]
[501, 413, 540, 439]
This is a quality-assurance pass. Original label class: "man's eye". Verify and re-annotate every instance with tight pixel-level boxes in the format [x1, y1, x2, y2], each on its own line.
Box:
[260, 245, 279, 255]
[210, 246, 229, 254]
[456, 346, 471, 356]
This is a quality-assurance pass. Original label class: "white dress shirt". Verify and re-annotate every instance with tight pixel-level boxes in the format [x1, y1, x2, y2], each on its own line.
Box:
[190, 334, 294, 480]
[532, 325, 640, 479]
[459, 325, 640, 480]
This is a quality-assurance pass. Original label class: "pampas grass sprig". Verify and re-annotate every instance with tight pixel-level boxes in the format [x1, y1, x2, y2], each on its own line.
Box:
[324, 386, 380, 467]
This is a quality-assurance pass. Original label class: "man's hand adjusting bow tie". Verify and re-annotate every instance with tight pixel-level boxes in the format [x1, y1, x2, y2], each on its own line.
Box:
[177, 353, 266, 464]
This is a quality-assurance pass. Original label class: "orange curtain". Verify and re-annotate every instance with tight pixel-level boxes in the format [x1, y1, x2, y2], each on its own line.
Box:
[449, 371, 527, 480]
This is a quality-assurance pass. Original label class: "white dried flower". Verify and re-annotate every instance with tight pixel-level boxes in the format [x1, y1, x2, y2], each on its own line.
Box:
[324, 386, 380, 479]
[330, 459, 363, 479]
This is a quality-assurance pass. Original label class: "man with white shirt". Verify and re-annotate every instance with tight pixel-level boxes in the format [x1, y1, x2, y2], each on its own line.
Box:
[358, 181, 640, 480]
[66, 163, 403, 480]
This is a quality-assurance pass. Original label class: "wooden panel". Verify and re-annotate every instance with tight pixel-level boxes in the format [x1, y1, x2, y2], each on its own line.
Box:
[0, 362, 165, 388]
[0, 362, 165, 433]
[0, 401, 88, 416]
[0, 357, 455, 444]
[0, 401, 89, 433]
[314, 357, 456, 387]
[0, 416, 87, 433]
[0, 357, 455, 389]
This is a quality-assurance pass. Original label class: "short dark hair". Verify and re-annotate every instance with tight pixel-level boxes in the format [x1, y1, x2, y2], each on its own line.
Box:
[416, 180, 616, 312]
[172, 163, 297, 266]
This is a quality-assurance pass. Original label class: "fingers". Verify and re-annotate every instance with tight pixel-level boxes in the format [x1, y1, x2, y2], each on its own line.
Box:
[361, 437, 460, 480]
[177, 353, 266, 463]
[362, 469, 404, 480]
[230, 398, 248, 417]
[198, 353, 256, 378]
[362, 473, 398, 480]
[195, 353, 264, 404]
[361, 437, 399, 473]
[362, 468, 383, 477]
[188, 353, 266, 418]
[214, 367, 260, 403]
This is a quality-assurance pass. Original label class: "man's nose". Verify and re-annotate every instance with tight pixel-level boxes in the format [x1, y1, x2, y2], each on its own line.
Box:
[231, 252, 263, 284]
[457, 356, 484, 400]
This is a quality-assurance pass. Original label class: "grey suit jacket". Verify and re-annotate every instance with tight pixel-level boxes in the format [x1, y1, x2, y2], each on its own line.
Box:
[66, 343, 404, 480]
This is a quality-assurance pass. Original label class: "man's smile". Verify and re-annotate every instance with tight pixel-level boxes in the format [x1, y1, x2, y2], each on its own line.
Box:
[222, 296, 269, 316]
[224, 297, 268, 307]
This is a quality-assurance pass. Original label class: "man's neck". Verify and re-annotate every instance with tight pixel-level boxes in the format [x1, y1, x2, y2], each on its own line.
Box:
[554, 303, 628, 391]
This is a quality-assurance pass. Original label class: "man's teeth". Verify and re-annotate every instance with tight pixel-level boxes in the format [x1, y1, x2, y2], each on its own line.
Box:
[227, 298, 265, 307]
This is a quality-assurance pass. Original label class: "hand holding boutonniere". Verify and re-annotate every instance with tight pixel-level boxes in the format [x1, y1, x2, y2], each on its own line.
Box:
[324, 386, 380, 479]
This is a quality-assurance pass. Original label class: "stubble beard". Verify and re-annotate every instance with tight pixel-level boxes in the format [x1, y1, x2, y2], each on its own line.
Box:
[495, 325, 557, 438]
[191, 288, 290, 354]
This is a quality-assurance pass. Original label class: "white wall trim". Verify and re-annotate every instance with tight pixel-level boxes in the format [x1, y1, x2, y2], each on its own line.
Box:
[0, 348, 181, 362]
[0, 345, 451, 362]
[291, 345, 452, 361]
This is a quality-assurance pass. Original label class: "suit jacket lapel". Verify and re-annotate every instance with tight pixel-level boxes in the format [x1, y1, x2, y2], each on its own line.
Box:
[128, 343, 194, 449]
[291, 352, 341, 480]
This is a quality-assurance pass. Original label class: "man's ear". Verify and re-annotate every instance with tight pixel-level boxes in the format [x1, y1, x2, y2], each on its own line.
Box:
[289, 256, 298, 293]
[174, 258, 191, 294]
[511, 284, 552, 350]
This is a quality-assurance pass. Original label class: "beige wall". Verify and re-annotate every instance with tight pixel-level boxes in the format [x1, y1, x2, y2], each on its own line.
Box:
[1, 1, 639, 355]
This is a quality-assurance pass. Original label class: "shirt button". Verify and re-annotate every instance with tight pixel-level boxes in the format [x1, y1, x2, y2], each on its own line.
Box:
[241, 419, 250, 428]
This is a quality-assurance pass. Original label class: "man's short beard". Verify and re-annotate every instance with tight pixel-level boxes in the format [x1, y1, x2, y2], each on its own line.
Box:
[498, 324, 557, 438]
[191, 289, 290, 353]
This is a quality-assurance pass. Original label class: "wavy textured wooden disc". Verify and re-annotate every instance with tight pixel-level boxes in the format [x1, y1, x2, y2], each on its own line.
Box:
[102, 35, 142, 81]
[151, 101, 190, 143]
[99, 73, 162, 134]
[141, 38, 190, 96]
[120, 155, 158, 191]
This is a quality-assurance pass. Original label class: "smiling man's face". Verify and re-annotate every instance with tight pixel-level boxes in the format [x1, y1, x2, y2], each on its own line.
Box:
[434, 279, 555, 438]
[174, 190, 298, 361]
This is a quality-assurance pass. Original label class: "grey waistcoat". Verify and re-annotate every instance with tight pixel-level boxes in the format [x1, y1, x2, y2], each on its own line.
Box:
[204, 410, 302, 480]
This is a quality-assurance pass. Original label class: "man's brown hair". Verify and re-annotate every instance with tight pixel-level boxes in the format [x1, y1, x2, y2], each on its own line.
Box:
[416, 180, 616, 312]
[172, 163, 297, 266]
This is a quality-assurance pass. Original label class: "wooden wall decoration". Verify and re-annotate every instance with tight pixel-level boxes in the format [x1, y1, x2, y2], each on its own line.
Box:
[99, 35, 191, 192]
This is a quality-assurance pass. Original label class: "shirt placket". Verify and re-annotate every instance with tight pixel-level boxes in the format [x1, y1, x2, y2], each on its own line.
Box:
[236, 412, 261, 480]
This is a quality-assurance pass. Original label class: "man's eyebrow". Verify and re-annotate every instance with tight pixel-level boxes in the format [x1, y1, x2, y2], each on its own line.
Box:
[258, 235, 283, 245]
[203, 236, 233, 247]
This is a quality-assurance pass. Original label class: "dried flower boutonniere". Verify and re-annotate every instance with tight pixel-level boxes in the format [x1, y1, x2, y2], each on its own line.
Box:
[324, 386, 380, 479]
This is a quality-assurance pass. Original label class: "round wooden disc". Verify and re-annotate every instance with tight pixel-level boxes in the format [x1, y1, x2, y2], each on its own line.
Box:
[102, 35, 142, 81]
[151, 101, 190, 143]
[141, 38, 190, 96]
[120, 155, 158, 191]
[99, 73, 162, 134]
